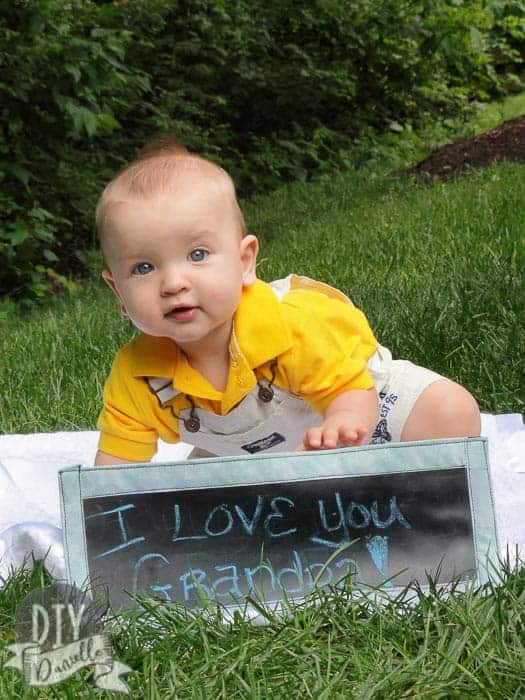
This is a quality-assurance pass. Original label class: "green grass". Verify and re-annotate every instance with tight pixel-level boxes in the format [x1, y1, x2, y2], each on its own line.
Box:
[1, 560, 524, 697]
[465, 91, 525, 136]
[0, 283, 132, 433]
[1, 160, 523, 433]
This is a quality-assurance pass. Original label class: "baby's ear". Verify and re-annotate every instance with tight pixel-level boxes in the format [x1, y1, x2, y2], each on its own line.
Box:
[102, 270, 128, 317]
[240, 234, 259, 287]
[101, 269, 118, 296]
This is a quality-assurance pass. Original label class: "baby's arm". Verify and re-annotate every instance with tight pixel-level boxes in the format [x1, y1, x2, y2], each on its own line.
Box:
[94, 450, 145, 466]
[300, 387, 378, 450]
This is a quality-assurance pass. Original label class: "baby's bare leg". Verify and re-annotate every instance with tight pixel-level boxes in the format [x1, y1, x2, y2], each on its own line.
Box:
[400, 379, 481, 441]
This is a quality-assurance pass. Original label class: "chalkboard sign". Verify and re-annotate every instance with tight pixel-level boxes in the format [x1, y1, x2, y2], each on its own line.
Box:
[60, 438, 498, 611]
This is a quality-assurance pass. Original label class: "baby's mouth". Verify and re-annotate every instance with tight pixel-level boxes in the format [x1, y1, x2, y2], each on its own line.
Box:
[166, 305, 199, 321]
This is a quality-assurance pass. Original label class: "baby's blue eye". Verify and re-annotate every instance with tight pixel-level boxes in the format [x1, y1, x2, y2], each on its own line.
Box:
[189, 249, 208, 262]
[133, 262, 154, 275]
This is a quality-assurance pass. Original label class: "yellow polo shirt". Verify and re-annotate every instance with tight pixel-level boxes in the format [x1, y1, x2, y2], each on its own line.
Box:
[97, 278, 378, 461]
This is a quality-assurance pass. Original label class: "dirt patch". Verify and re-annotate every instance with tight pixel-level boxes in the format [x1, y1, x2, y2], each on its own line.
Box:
[411, 114, 525, 180]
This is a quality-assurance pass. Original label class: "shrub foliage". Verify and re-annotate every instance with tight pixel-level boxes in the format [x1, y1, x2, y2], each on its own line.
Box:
[1, 0, 523, 302]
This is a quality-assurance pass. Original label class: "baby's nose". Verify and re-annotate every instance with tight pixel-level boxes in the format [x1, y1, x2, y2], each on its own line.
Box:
[160, 265, 188, 295]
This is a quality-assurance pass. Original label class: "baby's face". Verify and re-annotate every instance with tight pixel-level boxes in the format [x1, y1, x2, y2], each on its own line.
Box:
[102, 178, 258, 358]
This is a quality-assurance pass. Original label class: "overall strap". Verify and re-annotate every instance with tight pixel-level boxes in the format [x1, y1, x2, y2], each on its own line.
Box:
[146, 377, 179, 407]
[269, 274, 354, 306]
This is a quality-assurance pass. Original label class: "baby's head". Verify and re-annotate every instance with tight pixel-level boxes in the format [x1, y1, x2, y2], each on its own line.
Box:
[96, 136, 259, 356]
[96, 135, 247, 253]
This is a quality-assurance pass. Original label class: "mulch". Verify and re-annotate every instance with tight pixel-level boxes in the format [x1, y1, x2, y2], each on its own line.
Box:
[410, 114, 525, 180]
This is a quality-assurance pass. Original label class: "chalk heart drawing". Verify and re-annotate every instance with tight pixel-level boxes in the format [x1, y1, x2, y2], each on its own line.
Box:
[3, 582, 132, 692]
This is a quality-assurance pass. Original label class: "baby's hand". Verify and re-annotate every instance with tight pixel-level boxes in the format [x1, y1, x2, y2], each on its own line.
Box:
[298, 410, 371, 451]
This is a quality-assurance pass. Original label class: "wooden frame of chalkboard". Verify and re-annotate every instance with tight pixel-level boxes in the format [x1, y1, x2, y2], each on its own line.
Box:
[60, 437, 498, 612]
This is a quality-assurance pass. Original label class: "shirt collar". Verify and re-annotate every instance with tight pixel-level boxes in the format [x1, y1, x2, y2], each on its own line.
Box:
[233, 279, 292, 368]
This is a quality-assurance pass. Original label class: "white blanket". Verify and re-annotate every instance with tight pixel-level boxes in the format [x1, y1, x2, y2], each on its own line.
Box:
[1, 414, 523, 585]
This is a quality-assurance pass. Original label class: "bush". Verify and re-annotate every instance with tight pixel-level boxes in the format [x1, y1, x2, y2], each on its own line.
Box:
[111, 0, 510, 189]
[1, 0, 522, 303]
[0, 0, 146, 303]
[487, 0, 525, 91]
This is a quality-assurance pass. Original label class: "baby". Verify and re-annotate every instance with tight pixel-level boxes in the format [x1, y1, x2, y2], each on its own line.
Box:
[94, 136, 480, 465]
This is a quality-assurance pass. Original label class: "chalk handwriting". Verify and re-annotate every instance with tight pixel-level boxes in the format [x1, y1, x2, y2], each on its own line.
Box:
[86, 503, 145, 558]
[169, 492, 410, 548]
[310, 494, 411, 548]
[263, 497, 298, 538]
[132, 549, 362, 602]
[90, 487, 417, 605]
[84, 466, 477, 608]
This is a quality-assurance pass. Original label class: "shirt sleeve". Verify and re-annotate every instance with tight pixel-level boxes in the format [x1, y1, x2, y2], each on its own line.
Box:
[97, 347, 167, 461]
[277, 288, 378, 414]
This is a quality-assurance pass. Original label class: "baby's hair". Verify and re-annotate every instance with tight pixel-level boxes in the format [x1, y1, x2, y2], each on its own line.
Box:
[136, 133, 189, 159]
[96, 133, 247, 256]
